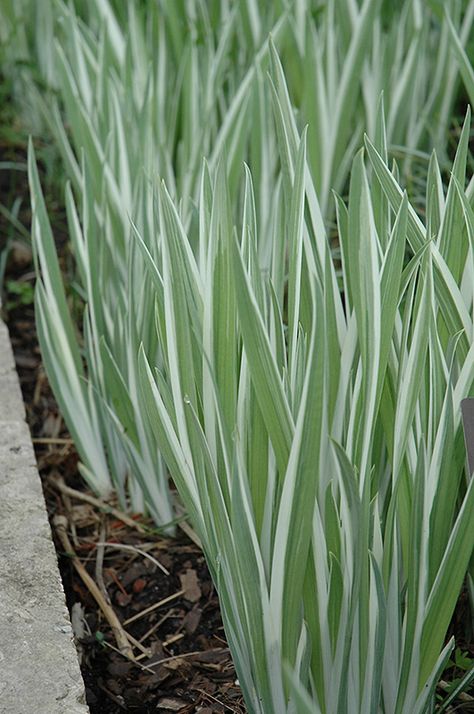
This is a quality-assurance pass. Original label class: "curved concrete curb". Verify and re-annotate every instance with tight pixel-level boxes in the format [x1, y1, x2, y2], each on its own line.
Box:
[0, 320, 89, 714]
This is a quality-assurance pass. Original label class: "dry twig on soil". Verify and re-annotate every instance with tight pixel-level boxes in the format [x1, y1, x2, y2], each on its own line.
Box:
[50, 474, 146, 534]
[53, 514, 135, 661]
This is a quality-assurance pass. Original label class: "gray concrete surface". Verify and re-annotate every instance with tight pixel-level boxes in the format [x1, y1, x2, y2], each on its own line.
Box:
[0, 320, 89, 713]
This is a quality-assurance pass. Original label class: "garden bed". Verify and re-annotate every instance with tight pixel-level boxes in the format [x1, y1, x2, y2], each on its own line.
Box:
[4, 256, 245, 713]
[5, 254, 474, 713]
[0, 16, 474, 700]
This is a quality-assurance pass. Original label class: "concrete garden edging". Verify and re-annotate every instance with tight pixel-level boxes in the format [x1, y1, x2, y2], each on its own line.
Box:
[0, 319, 89, 713]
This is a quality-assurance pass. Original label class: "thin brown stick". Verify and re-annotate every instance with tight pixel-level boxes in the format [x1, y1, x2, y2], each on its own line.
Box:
[123, 631, 150, 657]
[103, 638, 229, 676]
[123, 589, 185, 626]
[58, 485, 79, 547]
[50, 474, 146, 534]
[32, 437, 74, 445]
[178, 518, 202, 548]
[173, 497, 202, 548]
[163, 632, 184, 647]
[439, 680, 474, 703]
[196, 687, 241, 714]
[53, 515, 135, 661]
[138, 610, 174, 646]
[102, 640, 159, 674]
[144, 648, 227, 668]
[95, 542, 169, 575]
[97, 680, 127, 710]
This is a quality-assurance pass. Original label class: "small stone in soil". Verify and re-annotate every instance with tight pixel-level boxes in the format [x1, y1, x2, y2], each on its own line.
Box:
[156, 696, 188, 711]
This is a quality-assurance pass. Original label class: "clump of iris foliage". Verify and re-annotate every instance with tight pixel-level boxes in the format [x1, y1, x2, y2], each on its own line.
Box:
[3, 0, 474, 711]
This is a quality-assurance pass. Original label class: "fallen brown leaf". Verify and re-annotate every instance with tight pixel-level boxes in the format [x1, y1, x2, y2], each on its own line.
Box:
[183, 607, 202, 634]
[179, 569, 201, 603]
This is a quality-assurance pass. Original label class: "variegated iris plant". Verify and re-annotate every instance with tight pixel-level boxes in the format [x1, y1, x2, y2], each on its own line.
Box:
[132, 54, 474, 712]
[18, 0, 473, 520]
[21, 2, 474, 711]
